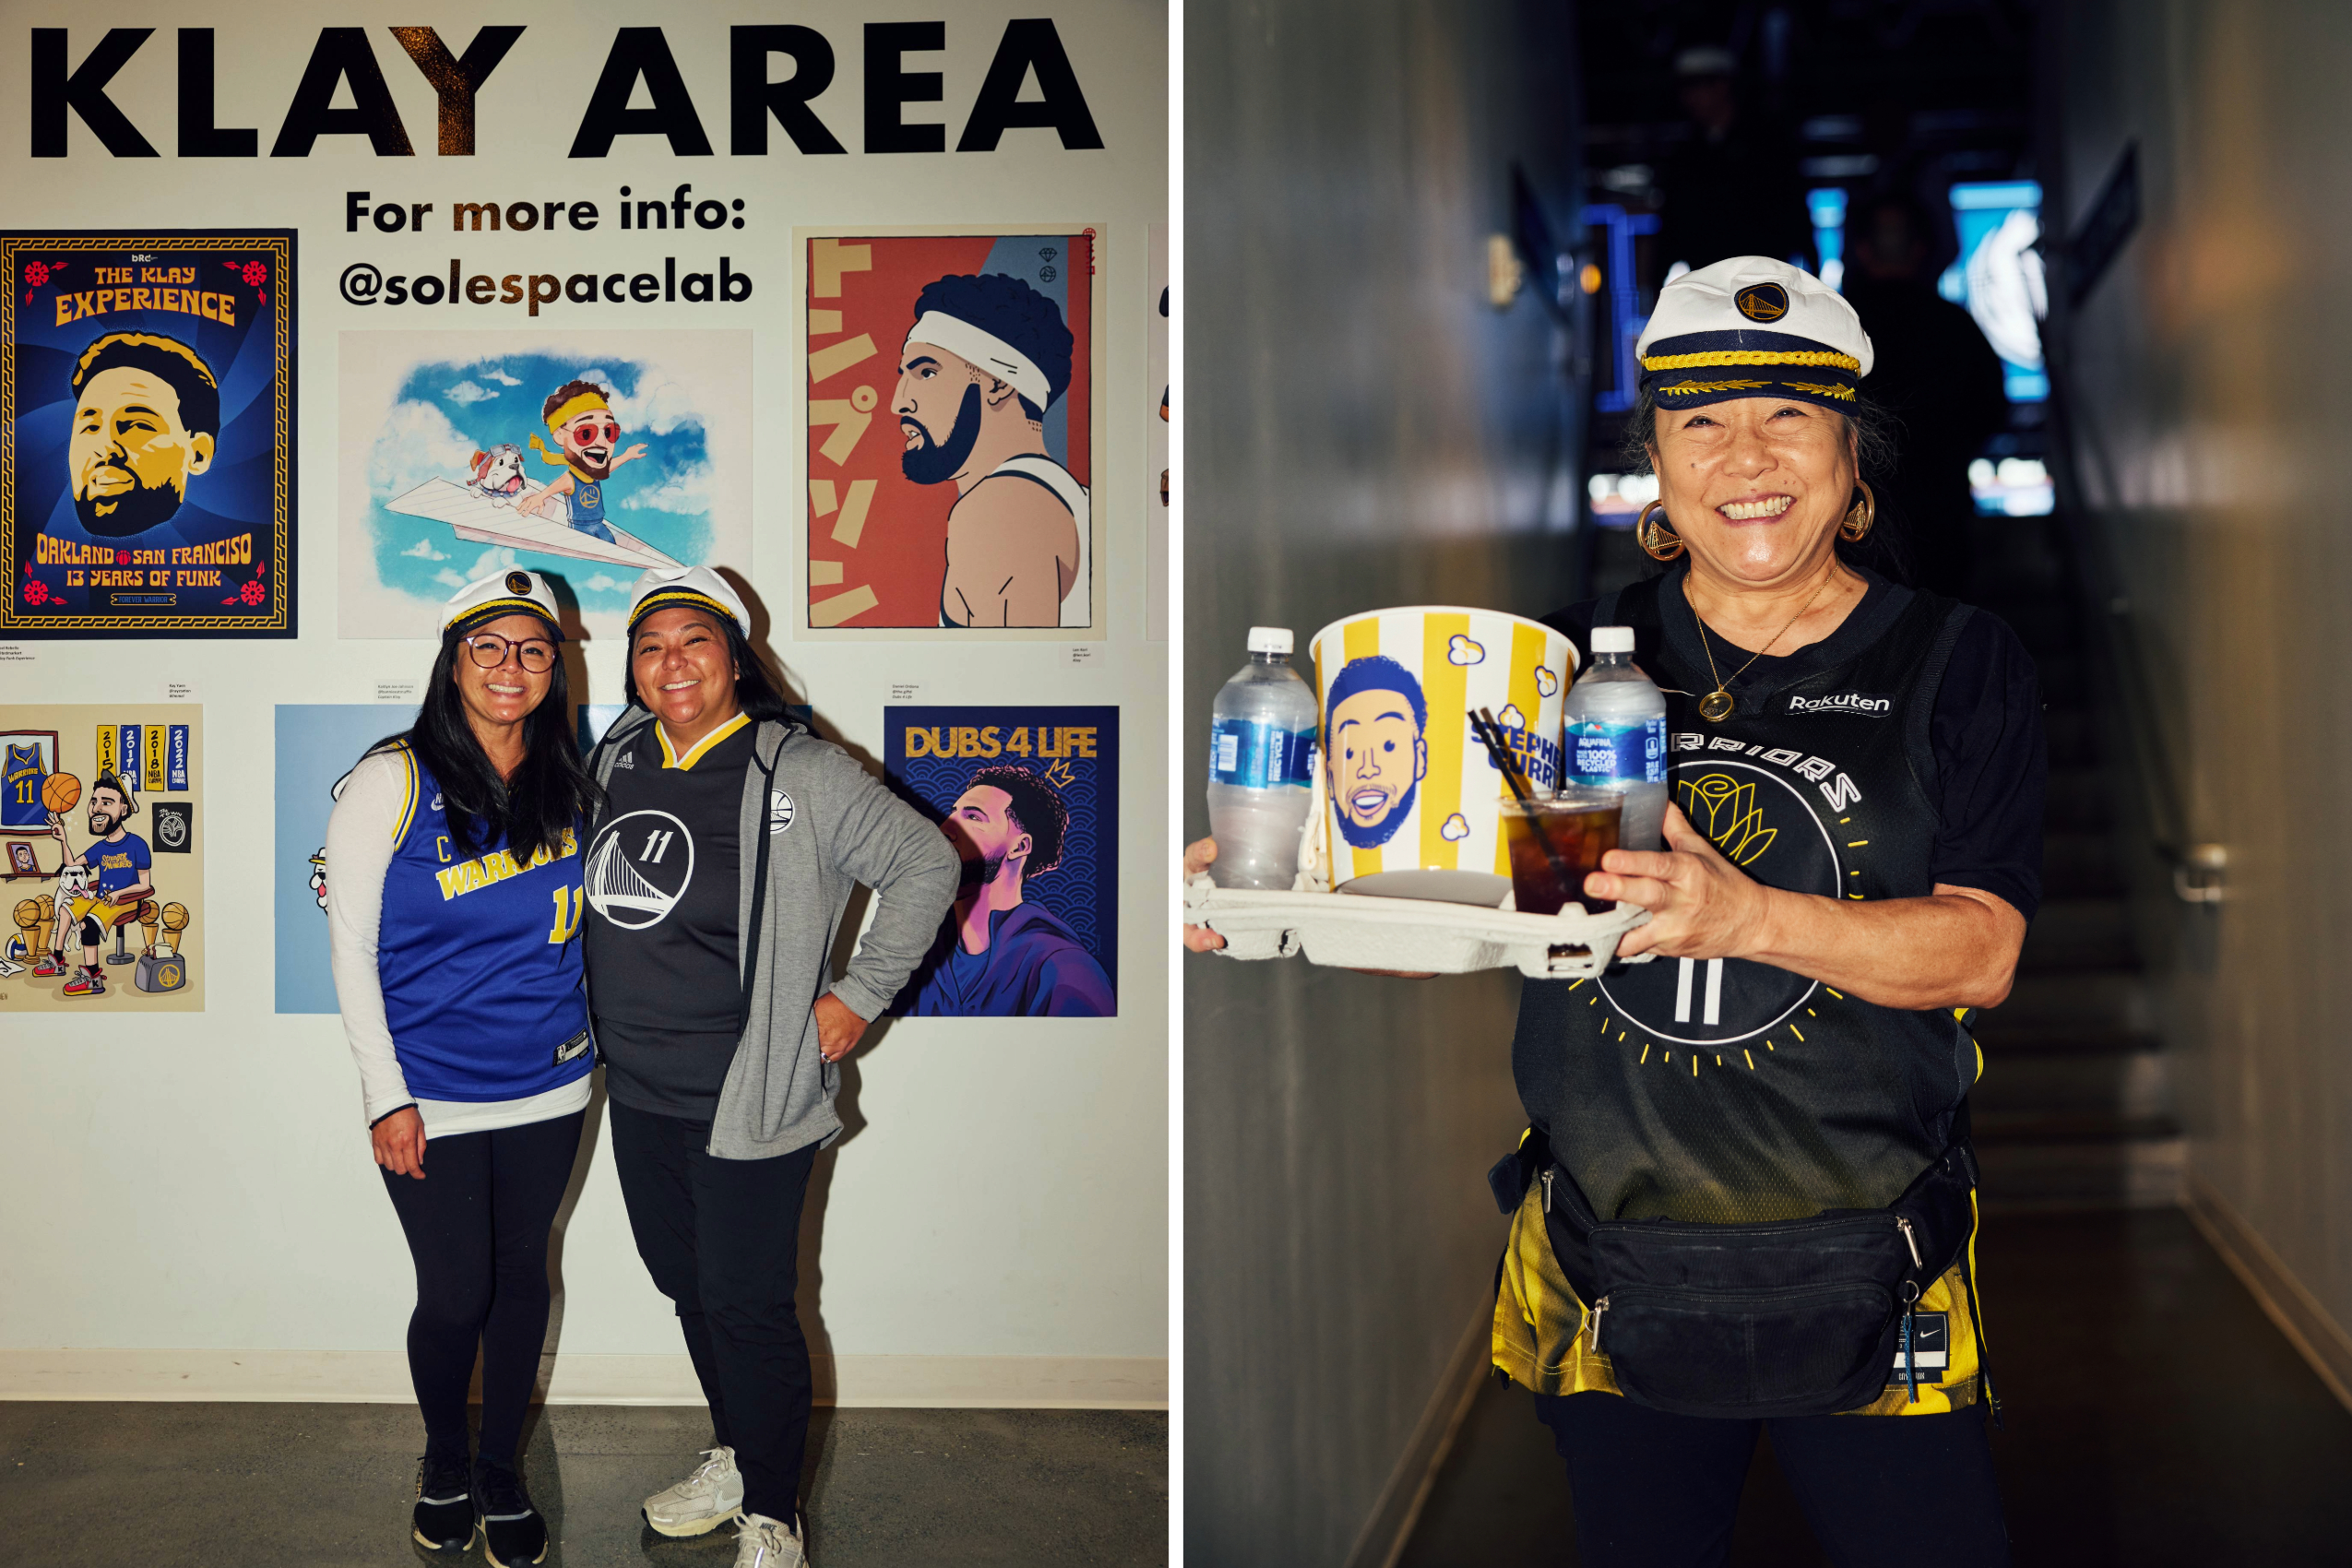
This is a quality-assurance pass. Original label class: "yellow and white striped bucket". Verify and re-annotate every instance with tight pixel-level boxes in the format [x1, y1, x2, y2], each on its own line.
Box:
[1310, 607, 1576, 903]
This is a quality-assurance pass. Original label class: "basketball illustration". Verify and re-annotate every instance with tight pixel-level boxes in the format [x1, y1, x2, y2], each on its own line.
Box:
[12, 898, 36, 930]
[41, 771, 80, 813]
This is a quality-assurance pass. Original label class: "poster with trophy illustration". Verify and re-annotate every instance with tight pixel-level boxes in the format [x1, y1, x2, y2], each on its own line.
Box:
[0, 705, 203, 1011]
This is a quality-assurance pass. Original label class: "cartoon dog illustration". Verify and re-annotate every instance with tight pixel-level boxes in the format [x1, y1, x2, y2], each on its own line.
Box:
[465, 444, 529, 507]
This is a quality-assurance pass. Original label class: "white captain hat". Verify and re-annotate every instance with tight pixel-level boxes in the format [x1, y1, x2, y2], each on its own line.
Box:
[1635, 256, 1874, 412]
[626, 564, 751, 637]
[442, 568, 563, 638]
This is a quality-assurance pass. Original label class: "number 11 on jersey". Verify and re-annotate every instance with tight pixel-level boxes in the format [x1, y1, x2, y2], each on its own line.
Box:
[548, 885, 586, 944]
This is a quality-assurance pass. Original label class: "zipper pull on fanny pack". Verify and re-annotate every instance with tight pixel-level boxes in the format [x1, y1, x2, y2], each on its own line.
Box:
[1587, 1294, 1610, 1353]
[1895, 1216, 1926, 1402]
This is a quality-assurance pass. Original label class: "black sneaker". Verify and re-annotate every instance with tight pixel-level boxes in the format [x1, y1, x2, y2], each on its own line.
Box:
[411, 1452, 475, 1552]
[476, 1457, 549, 1568]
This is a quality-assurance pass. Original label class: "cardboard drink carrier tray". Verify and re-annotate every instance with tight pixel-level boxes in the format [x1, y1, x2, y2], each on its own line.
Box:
[1186, 771, 1652, 980]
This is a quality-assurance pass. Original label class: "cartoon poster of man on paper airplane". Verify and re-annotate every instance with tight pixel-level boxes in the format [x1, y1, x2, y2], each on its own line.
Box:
[338, 332, 750, 638]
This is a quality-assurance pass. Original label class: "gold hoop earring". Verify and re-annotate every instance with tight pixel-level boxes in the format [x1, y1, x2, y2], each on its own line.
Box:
[1635, 498, 1685, 561]
[1839, 481, 1876, 542]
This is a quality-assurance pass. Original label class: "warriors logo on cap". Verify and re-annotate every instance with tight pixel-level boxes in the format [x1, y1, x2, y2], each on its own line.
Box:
[625, 564, 751, 637]
[1634, 257, 1874, 413]
[1735, 282, 1790, 322]
[442, 568, 564, 637]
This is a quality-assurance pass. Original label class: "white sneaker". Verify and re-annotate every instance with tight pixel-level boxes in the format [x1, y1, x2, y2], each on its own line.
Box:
[641, 1445, 745, 1537]
[731, 1512, 806, 1568]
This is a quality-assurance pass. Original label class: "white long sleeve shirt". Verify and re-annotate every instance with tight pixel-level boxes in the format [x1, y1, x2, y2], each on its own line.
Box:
[325, 750, 590, 1138]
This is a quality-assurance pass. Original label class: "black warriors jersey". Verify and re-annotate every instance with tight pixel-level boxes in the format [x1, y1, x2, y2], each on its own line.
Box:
[1515, 565, 1979, 1225]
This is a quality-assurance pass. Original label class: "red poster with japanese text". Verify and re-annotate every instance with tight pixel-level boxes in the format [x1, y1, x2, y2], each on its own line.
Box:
[804, 231, 1096, 635]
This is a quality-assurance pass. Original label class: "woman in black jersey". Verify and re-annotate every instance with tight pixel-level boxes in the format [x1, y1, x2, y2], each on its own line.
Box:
[1191, 255, 2042, 1566]
[580, 566, 959, 1568]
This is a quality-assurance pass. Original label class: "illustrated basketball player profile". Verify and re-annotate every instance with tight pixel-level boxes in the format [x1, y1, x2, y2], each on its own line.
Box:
[894, 276, 1091, 628]
[517, 380, 647, 542]
[68, 332, 219, 540]
[1324, 655, 1429, 849]
[901, 766, 1113, 1016]
[39, 772, 155, 997]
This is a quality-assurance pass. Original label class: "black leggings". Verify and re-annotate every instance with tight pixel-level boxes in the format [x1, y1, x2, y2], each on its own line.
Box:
[610, 1101, 817, 1524]
[380, 1111, 587, 1467]
[1534, 1390, 2012, 1568]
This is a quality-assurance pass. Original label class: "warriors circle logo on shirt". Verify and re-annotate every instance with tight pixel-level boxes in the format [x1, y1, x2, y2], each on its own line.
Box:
[584, 809, 695, 930]
[1598, 763, 1841, 1045]
[768, 789, 796, 835]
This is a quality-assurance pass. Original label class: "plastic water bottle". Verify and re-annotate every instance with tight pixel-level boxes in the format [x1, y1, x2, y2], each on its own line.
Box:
[1564, 626, 1668, 850]
[1206, 627, 1319, 889]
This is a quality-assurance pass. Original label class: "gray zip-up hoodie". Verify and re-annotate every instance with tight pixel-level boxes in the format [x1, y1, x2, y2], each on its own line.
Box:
[587, 708, 961, 1159]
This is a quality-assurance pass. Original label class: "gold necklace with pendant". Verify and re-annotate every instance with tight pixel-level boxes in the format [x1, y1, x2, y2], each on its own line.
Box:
[1692, 575, 1833, 722]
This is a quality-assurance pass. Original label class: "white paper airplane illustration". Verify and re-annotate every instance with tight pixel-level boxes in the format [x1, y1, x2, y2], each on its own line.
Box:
[384, 478, 683, 570]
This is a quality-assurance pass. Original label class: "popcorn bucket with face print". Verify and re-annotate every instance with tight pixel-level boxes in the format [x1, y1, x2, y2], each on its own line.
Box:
[1310, 608, 1577, 905]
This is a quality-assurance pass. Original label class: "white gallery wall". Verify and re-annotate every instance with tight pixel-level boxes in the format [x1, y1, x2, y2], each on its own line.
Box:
[0, 1, 1167, 1406]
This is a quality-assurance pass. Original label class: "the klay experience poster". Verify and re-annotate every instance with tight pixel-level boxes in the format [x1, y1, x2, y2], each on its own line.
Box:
[885, 706, 1116, 1016]
[274, 704, 410, 1014]
[339, 331, 750, 638]
[805, 231, 1100, 636]
[0, 705, 202, 1010]
[2, 232, 295, 637]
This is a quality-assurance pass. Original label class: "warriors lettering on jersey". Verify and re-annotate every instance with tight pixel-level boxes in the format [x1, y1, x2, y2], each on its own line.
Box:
[434, 828, 579, 902]
[1672, 731, 1863, 814]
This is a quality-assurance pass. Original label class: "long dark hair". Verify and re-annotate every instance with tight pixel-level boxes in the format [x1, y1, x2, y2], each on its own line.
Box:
[1620, 388, 1913, 584]
[368, 629, 602, 862]
[622, 613, 798, 728]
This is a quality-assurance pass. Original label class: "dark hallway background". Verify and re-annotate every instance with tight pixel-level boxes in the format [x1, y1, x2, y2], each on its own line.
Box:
[1187, 1, 2352, 1562]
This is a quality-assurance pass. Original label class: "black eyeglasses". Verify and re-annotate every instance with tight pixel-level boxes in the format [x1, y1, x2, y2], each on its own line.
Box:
[463, 634, 556, 673]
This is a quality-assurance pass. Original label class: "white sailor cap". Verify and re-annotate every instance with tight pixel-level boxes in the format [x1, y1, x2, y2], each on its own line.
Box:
[1636, 256, 1874, 412]
[626, 564, 751, 637]
[443, 568, 564, 638]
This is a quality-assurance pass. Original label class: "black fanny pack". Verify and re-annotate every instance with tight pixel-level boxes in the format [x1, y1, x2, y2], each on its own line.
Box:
[1491, 1113, 1986, 1420]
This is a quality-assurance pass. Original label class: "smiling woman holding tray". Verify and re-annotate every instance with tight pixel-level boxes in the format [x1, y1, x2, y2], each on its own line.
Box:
[1187, 255, 2045, 1567]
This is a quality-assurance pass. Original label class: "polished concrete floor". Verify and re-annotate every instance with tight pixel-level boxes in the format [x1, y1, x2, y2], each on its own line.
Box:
[0, 1402, 1166, 1567]
[1398, 1208, 2352, 1566]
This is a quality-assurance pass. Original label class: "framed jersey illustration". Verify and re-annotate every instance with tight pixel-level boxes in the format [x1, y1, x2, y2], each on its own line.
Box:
[273, 704, 414, 1015]
[2, 232, 296, 637]
[0, 704, 202, 1011]
[885, 705, 1118, 1018]
[801, 229, 1103, 639]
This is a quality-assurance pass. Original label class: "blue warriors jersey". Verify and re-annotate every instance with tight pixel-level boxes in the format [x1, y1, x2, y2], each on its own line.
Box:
[374, 744, 593, 1102]
[3, 744, 45, 830]
[563, 481, 616, 543]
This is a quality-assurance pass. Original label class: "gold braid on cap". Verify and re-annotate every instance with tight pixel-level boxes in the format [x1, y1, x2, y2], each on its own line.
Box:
[1639, 349, 1862, 372]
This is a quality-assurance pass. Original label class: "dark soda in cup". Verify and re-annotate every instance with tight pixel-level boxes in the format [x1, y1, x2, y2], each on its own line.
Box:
[1501, 790, 1623, 916]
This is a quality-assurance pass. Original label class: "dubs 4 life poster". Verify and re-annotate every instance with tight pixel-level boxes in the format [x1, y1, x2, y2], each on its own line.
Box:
[0, 706, 203, 1012]
[804, 231, 1099, 636]
[3, 232, 295, 636]
[885, 706, 1117, 1017]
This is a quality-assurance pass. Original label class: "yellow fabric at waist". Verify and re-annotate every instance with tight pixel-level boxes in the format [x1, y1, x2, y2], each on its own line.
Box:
[1490, 1175, 1985, 1416]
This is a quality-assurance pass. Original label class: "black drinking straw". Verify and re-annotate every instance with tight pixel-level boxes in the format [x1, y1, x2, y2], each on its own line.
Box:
[1468, 707, 1579, 904]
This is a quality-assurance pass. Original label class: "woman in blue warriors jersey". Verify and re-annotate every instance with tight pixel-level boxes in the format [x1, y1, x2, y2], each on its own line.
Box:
[327, 570, 601, 1567]
[1188, 257, 2045, 1565]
